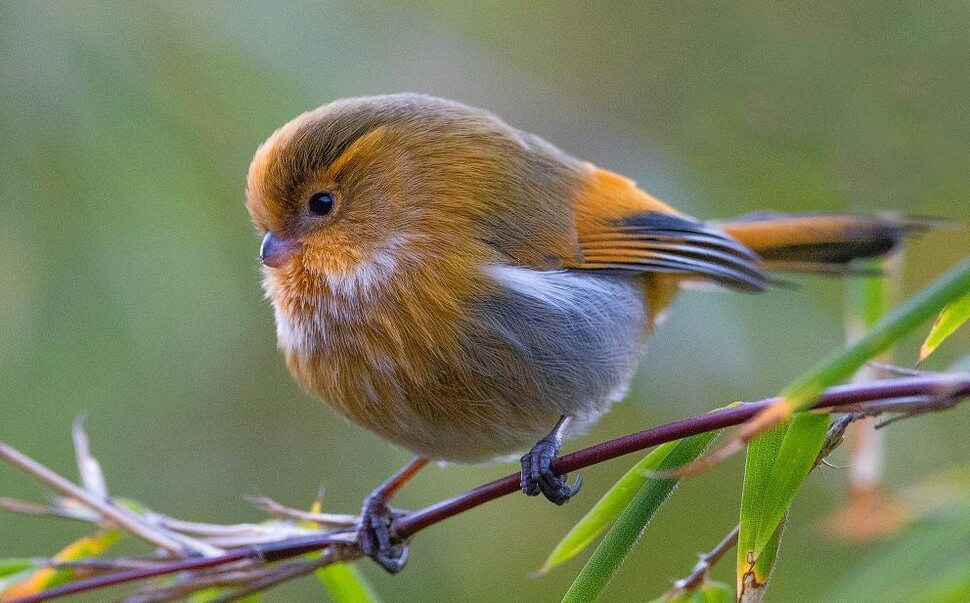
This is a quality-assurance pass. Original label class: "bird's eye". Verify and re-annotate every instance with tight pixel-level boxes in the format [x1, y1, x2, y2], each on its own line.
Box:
[308, 191, 335, 216]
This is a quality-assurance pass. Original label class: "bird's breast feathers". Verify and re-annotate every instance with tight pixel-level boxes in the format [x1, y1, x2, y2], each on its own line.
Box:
[266, 246, 649, 461]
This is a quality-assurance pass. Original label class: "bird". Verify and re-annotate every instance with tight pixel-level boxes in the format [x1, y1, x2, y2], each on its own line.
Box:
[246, 93, 916, 572]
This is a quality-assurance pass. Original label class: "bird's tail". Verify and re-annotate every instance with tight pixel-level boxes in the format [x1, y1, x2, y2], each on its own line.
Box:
[714, 212, 935, 275]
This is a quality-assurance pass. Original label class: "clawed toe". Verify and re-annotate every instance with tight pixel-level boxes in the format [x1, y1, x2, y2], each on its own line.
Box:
[520, 433, 582, 505]
[358, 499, 409, 573]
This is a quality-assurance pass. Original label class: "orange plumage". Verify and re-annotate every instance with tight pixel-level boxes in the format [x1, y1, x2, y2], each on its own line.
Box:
[246, 93, 913, 569]
[246, 92, 915, 461]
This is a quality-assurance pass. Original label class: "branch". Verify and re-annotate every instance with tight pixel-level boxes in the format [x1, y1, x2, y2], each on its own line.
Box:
[667, 524, 739, 595]
[398, 374, 968, 537]
[0, 442, 213, 556]
[2, 374, 968, 603]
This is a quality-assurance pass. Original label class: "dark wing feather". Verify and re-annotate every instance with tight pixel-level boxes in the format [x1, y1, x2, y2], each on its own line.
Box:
[576, 212, 769, 292]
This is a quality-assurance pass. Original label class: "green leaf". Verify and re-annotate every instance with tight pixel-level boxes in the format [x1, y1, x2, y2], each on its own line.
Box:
[316, 562, 382, 603]
[0, 560, 34, 580]
[0, 529, 122, 600]
[739, 519, 784, 603]
[695, 581, 735, 603]
[782, 255, 970, 413]
[560, 431, 719, 603]
[737, 414, 826, 596]
[752, 414, 828, 554]
[540, 440, 681, 574]
[919, 291, 970, 364]
[189, 589, 261, 603]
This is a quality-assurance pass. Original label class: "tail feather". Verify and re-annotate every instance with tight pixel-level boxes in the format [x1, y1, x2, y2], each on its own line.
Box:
[714, 213, 934, 274]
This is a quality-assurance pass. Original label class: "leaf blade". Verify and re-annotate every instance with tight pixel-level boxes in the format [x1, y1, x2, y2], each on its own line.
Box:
[560, 431, 718, 603]
[737, 412, 826, 598]
[919, 291, 970, 364]
[0, 561, 34, 580]
[752, 413, 828, 553]
[0, 529, 122, 600]
[739, 519, 784, 603]
[540, 440, 681, 574]
[316, 562, 382, 603]
[783, 255, 970, 413]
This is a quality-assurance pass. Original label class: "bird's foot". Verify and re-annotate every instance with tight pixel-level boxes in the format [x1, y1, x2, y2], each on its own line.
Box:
[520, 432, 582, 505]
[358, 497, 409, 573]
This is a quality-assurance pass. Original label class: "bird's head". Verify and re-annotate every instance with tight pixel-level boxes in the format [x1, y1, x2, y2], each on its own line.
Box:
[246, 93, 585, 321]
[247, 95, 436, 284]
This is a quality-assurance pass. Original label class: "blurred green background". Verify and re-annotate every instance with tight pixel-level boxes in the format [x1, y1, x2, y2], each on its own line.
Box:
[2, 2, 968, 601]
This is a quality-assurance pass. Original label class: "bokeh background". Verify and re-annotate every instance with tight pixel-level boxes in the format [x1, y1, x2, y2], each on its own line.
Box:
[2, 2, 968, 601]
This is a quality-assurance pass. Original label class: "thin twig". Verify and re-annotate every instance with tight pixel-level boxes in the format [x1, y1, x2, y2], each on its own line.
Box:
[40, 558, 161, 571]
[3, 375, 969, 603]
[865, 361, 931, 377]
[0, 498, 90, 521]
[210, 551, 345, 603]
[122, 567, 277, 603]
[0, 443, 188, 555]
[201, 531, 326, 548]
[396, 375, 970, 538]
[151, 514, 324, 546]
[151, 516, 285, 537]
[245, 495, 357, 527]
[1, 535, 357, 603]
[669, 524, 740, 594]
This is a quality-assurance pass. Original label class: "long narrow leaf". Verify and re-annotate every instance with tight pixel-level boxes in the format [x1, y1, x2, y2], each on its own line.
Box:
[316, 562, 382, 603]
[751, 414, 828, 554]
[737, 413, 826, 597]
[730, 256, 970, 598]
[0, 529, 122, 600]
[919, 291, 970, 364]
[0, 561, 34, 580]
[561, 431, 718, 603]
[782, 255, 970, 413]
[540, 440, 681, 574]
[739, 518, 784, 603]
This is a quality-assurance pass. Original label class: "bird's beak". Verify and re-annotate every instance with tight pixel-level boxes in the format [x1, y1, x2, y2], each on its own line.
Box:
[259, 231, 301, 268]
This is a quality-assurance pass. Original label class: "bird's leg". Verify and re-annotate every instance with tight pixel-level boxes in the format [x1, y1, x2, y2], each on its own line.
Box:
[358, 456, 429, 574]
[520, 415, 582, 505]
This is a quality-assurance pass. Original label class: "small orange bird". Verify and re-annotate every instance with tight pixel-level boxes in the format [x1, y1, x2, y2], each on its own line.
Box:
[246, 94, 914, 571]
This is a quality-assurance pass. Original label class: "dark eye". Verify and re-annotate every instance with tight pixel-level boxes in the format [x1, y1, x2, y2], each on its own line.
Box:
[308, 191, 335, 216]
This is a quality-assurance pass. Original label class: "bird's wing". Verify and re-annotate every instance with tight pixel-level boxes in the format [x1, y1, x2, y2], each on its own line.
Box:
[567, 168, 768, 292]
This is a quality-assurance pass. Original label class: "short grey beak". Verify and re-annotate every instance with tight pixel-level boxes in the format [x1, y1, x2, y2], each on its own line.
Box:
[259, 231, 301, 268]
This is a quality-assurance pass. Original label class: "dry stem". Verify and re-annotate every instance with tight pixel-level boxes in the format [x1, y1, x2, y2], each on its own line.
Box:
[2, 374, 968, 603]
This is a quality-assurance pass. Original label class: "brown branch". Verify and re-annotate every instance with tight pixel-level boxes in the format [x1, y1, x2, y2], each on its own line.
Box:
[3, 374, 968, 603]
[668, 524, 740, 595]
[209, 550, 349, 603]
[398, 374, 968, 537]
[2, 536, 356, 603]
[662, 413, 859, 598]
